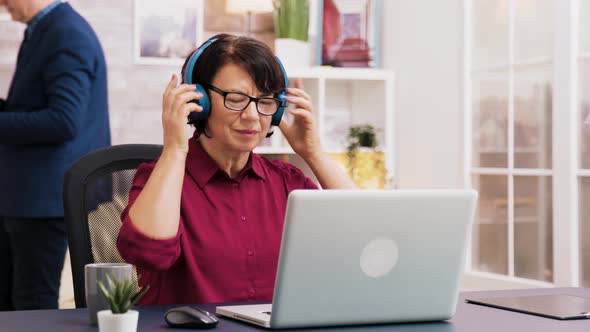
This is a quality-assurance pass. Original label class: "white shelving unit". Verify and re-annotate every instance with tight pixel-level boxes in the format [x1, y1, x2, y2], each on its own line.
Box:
[254, 66, 395, 188]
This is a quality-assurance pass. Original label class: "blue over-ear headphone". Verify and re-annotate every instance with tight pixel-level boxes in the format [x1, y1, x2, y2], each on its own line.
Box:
[183, 38, 289, 126]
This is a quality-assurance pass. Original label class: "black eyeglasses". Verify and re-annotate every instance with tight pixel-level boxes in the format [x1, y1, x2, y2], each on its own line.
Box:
[206, 84, 282, 116]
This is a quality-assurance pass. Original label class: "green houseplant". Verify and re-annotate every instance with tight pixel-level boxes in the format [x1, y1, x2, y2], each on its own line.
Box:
[273, 0, 309, 42]
[272, 0, 311, 68]
[346, 125, 387, 188]
[96, 274, 149, 332]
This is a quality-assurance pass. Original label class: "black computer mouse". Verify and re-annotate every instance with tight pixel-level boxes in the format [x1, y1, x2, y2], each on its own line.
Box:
[164, 306, 219, 329]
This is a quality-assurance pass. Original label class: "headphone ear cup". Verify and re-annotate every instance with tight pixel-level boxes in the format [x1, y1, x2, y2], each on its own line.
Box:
[271, 92, 287, 126]
[188, 83, 210, 123]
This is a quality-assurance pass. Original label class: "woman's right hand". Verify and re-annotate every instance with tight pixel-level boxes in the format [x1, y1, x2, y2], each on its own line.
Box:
[161, 74, 203, 154]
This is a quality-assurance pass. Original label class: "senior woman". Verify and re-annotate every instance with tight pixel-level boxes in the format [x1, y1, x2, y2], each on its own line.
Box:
[117, 34, 356, 305]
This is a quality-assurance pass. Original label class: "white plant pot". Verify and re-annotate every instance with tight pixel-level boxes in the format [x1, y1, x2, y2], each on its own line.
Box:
[274, 38, 311, 70]
[97, 310, 139, 332]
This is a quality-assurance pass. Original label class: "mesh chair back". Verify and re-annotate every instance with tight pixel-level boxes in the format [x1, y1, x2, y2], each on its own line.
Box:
[64, 144, 162, 308]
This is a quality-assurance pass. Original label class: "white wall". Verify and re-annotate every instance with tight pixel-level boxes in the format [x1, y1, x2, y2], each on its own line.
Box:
[381, 0, 464, 189]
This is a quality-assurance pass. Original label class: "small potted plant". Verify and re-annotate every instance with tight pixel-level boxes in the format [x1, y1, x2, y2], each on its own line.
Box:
[347, 125, 378, 151]
[272, 0, 310, 68]
[97, 274, 149, 332]
[346, 124, 387, 188]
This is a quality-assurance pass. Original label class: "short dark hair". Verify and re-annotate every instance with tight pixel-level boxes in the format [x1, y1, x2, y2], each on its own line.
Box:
[181, 34, 286, 138]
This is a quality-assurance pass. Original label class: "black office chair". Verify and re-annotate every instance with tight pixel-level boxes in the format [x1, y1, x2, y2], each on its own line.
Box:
[63, 144, 162, 308]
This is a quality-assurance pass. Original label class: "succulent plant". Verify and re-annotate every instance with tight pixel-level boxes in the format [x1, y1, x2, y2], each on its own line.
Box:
[98, 274, 149, 314]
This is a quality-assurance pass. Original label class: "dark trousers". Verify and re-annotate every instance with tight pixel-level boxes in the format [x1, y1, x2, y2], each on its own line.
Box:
[0, 217, 67, 310]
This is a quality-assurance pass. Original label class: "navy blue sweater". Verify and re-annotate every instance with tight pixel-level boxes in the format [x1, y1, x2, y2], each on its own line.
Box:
[0, 3, 111, 217]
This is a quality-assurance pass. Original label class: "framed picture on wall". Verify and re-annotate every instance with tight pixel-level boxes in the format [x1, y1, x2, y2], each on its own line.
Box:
[134, 0, 204, 65]
[316, 0, 381, 68]
[0, 6, 11, 21]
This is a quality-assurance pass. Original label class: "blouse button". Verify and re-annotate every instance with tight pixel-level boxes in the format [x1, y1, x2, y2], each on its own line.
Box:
[241, 216, 246, 221]
[248, 250, 254, 256]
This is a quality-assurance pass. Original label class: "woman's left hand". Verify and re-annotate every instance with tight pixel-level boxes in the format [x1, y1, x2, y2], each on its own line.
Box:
[279, 79, 323, 160]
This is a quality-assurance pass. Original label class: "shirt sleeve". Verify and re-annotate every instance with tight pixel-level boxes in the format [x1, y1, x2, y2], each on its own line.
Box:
[0, 27, 94, 144]
[273, 160, 319, 192]
[117, 161, 184, 271]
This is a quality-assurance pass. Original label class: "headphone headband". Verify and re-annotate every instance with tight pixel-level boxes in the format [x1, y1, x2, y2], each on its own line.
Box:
[183, 37, 218, 85]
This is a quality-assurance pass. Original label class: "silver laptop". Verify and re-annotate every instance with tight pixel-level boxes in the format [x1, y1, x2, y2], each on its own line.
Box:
[216, 189, 478, 329]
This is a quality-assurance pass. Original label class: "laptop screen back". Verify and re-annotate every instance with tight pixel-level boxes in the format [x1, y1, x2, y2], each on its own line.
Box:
[269, 190, 478, 329]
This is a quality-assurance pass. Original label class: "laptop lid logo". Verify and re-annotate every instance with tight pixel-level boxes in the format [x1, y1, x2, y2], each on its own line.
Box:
[360, 237, 399, 278]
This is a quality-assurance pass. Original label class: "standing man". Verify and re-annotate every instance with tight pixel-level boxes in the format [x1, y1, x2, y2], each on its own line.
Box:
[0, 0, 110, 310]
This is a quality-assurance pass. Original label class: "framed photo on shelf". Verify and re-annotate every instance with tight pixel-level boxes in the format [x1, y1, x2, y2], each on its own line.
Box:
[316, 0, 381, 68]
[133, 0, 204, 65]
